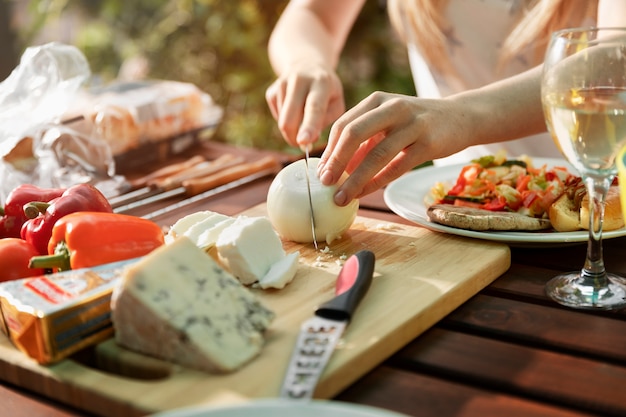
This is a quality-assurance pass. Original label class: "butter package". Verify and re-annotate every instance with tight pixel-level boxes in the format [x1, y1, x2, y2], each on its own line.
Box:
[0, 258, 139, 365]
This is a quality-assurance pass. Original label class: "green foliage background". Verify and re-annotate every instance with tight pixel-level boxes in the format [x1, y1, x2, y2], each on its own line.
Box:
[16, 0, 414, 153]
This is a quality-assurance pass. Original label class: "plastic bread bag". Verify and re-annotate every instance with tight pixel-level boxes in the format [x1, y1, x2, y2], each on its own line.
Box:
[0, 42, 122, 203]
[72, 80, 224, 156]
[34, 122, 123, 196]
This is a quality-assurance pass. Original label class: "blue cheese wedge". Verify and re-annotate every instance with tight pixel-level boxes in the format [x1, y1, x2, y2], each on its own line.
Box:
[111, 237, 274, 373]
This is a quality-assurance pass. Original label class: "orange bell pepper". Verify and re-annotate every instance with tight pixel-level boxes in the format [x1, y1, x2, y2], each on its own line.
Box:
[29, 212, 165, 271]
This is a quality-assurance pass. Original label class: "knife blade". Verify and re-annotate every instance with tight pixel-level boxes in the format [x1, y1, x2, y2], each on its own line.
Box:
[280, 250, 375, 400]
[109, 154, 245, 209]
[303, 145, 319, 250]
[113, 156, 280, 214]
[139, 165, 279, 221]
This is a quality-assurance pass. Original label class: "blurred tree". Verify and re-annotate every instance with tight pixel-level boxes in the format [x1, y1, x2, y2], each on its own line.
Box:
[12, 0, 413, 152]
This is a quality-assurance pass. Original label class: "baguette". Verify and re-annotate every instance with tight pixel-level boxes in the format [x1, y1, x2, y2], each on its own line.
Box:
[549, 184, 623, 232]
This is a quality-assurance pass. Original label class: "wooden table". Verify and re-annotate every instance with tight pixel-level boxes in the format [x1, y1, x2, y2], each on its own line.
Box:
[3, 143, 626, 417]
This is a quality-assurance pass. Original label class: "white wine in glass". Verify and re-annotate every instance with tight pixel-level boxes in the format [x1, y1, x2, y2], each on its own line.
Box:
[542, 27, 626, 310]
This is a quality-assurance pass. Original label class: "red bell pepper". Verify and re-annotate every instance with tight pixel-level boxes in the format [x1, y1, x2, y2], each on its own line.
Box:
[0, 238, 45, 282]
[29, 212, 165, 271]
[21, 183, 113, 255]
[0, 184, 65, 238]
[481, 196, 507, 211]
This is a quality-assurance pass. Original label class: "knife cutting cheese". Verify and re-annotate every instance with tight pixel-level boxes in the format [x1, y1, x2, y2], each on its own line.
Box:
[267, 157, 359, 245]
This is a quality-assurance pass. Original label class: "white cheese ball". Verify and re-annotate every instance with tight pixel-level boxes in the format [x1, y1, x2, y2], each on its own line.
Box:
[267, 157, 359, 244]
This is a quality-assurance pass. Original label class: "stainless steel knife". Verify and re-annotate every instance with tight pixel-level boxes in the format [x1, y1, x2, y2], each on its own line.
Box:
[113, 156, 280, 214]
[280, 250, 375, 400]
[303, 145, 319, 250]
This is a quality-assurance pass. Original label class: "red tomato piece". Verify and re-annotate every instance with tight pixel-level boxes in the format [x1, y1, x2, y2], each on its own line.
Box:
[482, 197, 507, 211]
[0, 238, 45, 282]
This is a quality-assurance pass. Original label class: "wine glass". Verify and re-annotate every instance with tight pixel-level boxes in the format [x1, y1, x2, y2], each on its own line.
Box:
[542, 27, 626, 310]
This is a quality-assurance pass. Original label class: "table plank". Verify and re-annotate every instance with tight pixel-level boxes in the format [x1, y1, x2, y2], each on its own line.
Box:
[337, 365, 594, 417]
[1, 383, 94, 417]
[443, 294, 626, 362]
[387, 326, 626, 417]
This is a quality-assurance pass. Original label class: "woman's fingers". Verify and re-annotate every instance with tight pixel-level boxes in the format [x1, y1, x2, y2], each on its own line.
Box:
[266, 68, 345, 148]
[320, 92, 412, 183]
[266, 78, 299, 146]
[319, 92, 442, 206]
[265, 79, 282, 121]
[279, 75, 310, 146]
[298, 73, 345, 146]
[318, 92, 388, 178]
[348, 141, 421, 199]
[334, 127, 421, 205]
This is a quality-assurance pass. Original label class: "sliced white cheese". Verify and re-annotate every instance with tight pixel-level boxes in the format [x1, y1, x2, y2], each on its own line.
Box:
[258, 251, 300, 289]
[183, 212, 231, 246]
[196, 217, 236, 250]
[111, 237, 274, 373]
[216, 216, 286, 285]
[167, 210, 301, 290]
[165, 211, 217, 243]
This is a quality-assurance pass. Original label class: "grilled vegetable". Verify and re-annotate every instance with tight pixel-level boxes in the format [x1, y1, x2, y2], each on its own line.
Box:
[21, 184, 112, 255]
[434, 156, 575, 218]
[29, 212, 165, 271]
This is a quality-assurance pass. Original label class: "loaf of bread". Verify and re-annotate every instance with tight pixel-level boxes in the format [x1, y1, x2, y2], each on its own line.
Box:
[73, 80, 223, 155]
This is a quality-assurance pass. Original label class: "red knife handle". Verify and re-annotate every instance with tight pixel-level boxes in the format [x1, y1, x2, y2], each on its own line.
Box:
[315, 250, 375, 322]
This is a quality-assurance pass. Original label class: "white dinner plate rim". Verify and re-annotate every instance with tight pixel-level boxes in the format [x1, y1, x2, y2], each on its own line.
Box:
[149, 398, 411, 417]
[383, 157, 626, 246]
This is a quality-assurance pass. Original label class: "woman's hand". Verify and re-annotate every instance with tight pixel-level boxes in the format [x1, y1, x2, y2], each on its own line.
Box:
[317, 91, 474, 206]
[266, 63, 345, 148]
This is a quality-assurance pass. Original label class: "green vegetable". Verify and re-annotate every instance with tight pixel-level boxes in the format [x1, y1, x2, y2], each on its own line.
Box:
[442, 195, 484, 203]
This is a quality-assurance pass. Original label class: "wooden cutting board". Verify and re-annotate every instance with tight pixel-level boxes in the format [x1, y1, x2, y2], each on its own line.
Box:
[0, 204, 510, 416]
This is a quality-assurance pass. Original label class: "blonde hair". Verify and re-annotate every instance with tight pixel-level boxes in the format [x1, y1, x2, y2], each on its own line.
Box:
[387, 0, 598, 76]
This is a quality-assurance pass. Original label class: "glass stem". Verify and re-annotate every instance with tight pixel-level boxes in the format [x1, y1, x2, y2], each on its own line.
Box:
[581, 175, 613, 287]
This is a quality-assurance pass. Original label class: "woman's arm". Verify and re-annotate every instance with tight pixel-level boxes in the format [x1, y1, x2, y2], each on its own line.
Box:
[318, 66, 547, 206]
[448, 65, 546, 146]
[268, 0, 363, 74]
[266, 0, 365, 147]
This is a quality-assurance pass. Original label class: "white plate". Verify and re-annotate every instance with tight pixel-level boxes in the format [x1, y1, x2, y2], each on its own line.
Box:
[383, 157, 626, 247]
[149, 399, 410, 417]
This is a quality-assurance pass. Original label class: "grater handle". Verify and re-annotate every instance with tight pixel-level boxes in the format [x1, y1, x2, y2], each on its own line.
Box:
[315, 250, 375, 322]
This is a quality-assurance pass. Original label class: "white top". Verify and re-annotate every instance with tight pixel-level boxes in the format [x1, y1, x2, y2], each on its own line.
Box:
[405, 0, 595, 165]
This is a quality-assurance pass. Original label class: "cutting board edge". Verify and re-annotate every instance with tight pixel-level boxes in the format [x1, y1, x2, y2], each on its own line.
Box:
[313, 249, 510, 399]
